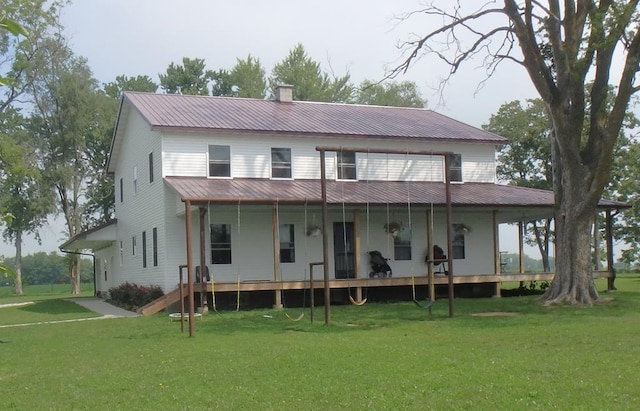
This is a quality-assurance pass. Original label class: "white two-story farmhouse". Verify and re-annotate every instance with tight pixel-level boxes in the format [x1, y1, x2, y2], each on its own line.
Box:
[61, 86, 624, 313]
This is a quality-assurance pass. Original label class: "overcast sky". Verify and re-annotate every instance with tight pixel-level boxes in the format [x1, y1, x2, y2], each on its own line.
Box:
[2, 0, 544, 257]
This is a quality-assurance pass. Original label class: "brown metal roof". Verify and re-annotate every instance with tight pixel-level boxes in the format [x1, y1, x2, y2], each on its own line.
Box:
[123, 92, 506, 144]
[164, 177, 627, 209]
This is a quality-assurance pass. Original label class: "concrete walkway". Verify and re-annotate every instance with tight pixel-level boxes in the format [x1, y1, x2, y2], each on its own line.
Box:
[67, 297, 141, 318]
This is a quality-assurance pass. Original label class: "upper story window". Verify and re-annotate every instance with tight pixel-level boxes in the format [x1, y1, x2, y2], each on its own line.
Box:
[148, 152, 154, 184]
[271, 148, 292, 179]
[209, 145, 230, 177]
[449, 154, 462, 183]
[337, 151, 356, 180]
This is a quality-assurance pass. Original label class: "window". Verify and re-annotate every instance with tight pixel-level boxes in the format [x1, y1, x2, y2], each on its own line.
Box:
[211, 223, 232, 264]
[337, 151, 356, 180]
[119, 241, 123, 267]
[152, 227, 158, 267]
[148, 152, 154, 184]
[133, 166, 138, 194]
[119, 178, 123, 203]
[132, 235, 137, 256]
[142, 231, 147, 268]
[449, 154, 462, 182]
[393, 228, 412, 260]
[271, 148, 292, 179]
[208, 145, 230, 177]
[453, 233, 465, 259]
[279, 224, 295, 263]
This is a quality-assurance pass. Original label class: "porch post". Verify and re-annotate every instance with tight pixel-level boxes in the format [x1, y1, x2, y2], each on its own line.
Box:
[444, 154, 454, 317]
[493, 210, 501, 297]
[184, 200, 195, 337]
[272, 202, 282, 308]
[353, 209, 363, 302]
[426, 209, 435, 302]
[199, 207, 207, 311]
[320, 149, 331, 324]
[606, 210, 616, 291]
[594, 213, 602, 271]
[518, 221, 524, 274]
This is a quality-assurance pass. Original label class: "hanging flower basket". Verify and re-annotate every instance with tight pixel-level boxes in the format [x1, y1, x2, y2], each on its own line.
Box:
[454, 223, 472, 234]
[306, 224, 322, 237]
[384, 222, 403, 237]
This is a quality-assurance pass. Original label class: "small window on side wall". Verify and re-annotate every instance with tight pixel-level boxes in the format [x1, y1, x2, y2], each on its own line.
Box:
[448, 154, 462, 183]
[209, 145, 230, 177]
[211, 223, 232, 264]
[271, 148, 292, 179]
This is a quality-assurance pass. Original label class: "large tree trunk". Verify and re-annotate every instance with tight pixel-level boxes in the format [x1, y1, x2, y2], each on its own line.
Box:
[542, 207, 599, 305]
[541, 130, 601, 305]
[70, 253, 80, 294]
[13, 230, 23, 295]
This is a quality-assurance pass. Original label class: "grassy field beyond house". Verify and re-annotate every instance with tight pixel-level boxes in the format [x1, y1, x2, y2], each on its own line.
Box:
[0, 276, 639, 410]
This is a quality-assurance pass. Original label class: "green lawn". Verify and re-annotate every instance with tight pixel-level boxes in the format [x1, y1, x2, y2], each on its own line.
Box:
[1, 276, 639, 410]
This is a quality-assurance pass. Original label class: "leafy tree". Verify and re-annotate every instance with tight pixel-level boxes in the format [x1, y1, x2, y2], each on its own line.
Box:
[3, 251, 93, 285]
[159, 57, 212, 95]
[269, 44, 353, 102]
[228, 54, 266, 98]
[104, 74, 158, 99]
[0, 0, 66, 111]
[391, 1, 640, 305]
[29, 39, 102, 294]
[0, 107, 54, 294]
[354, 80, 426, 107]
[484, 99, 554, 271]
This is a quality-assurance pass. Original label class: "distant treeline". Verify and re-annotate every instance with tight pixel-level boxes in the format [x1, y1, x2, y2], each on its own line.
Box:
[0, 252, 93, 286]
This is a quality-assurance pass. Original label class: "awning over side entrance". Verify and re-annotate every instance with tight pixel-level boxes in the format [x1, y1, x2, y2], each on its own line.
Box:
[59, 220, 117, 252]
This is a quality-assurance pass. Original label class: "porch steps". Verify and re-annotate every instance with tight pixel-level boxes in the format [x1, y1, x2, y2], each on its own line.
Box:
[137, 284, 188, 316]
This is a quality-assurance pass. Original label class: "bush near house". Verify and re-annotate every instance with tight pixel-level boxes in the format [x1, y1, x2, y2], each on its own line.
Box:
[107, 282, 163, 311]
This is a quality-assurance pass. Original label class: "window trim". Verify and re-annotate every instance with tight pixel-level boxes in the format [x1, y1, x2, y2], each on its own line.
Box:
[152, 227, 158, 267]
[337, 151, 357, 181]
[148, 152, 154, 184]
[210, 223, 232, 264]
[448, 153, 463, 183]
[208, 145, 231, 178]
[142, 231, 147, 268]
[279, 223, 295, 263]
[271, 147, 292, 179]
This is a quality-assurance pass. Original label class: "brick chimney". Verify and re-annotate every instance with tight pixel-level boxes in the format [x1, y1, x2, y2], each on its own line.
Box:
[274, 84, 293, 103]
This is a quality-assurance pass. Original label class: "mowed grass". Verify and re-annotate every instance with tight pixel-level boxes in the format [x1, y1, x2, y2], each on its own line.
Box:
[1, 276, 639, 410]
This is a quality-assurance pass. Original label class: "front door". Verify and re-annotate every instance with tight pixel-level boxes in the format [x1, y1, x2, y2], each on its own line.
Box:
[333, 222, 355, 279]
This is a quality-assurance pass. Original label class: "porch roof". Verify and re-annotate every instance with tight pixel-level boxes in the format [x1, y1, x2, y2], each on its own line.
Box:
[59, 220, 117, 252]
[164, 177, 628, 210]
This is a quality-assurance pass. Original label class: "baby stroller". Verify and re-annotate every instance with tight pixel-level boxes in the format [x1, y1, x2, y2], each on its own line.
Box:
[428, 245, 448, 275]
[368, 250, 392, 278]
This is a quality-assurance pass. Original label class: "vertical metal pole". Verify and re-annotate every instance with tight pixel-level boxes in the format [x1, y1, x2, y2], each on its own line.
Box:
[179, 265, 185, 333]
[319, 149, 331, 325]
[444, 154, 454, 317]
[184, 200, 195, 336]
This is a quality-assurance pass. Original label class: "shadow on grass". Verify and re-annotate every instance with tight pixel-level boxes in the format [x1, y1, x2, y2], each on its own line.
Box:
[18, 299, 92, 315]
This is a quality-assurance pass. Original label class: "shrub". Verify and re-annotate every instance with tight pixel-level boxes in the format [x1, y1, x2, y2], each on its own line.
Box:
[107, 282, 164, 311]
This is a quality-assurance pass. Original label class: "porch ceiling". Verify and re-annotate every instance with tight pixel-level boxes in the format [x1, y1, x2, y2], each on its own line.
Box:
[164, 177, 627, 213]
